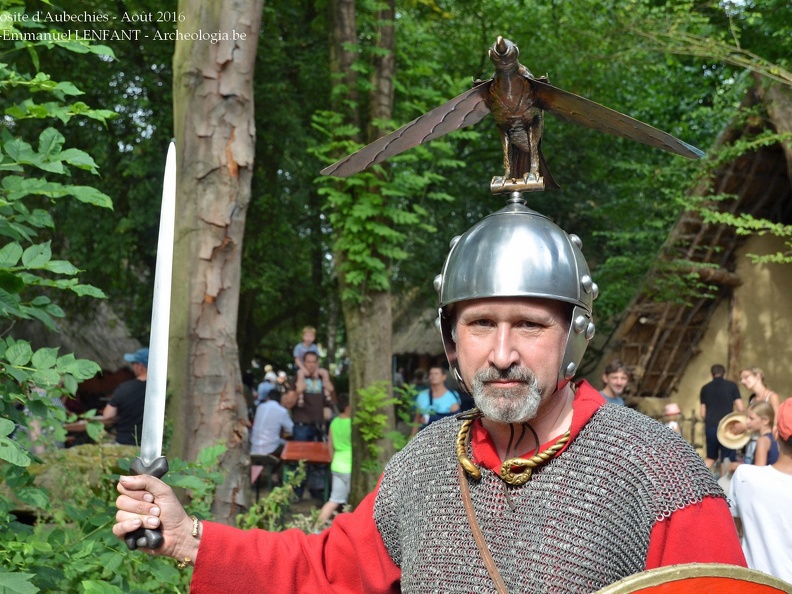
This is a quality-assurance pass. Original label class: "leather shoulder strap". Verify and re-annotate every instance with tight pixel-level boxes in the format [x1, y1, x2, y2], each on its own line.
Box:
[458, 465, 509, 594]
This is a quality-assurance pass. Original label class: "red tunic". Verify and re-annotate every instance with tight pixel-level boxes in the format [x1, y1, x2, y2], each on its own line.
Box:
[191, 381, 745, 593]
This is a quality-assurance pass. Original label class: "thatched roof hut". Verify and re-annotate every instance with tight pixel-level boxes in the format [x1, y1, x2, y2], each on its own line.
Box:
[589, 78, 792, 424]
[391, 290, 445, 380]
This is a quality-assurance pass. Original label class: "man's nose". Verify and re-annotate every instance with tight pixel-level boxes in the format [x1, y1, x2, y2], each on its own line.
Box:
[490, 326, 521, 370]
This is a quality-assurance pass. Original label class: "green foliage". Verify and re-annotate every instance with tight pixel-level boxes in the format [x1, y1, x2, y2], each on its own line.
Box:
[601, 1, 792, 280]
[311, 95, 467, 303]
[386, 383, 418, 452]
[0, 0, 109, 468]
[352, 381, 399, 474]
[0, 444, 226, 593]
[695, 203, 792, 264]
[235, 0, 337, 367]
[3, 0, 176, 341]
[0, 4, 175, 591]
[144, 444, 228, 521]
[0, 340, 99, 466]
[0, 418, 30, 467]
[0, 16, 112, 326]
[235, 463, 313, 532]
[311, 104, 455, 303]
[678, 126, 792, 265]
[0, 122, 111, 329]
[702, 129, 792, 172]
[642, 261, 721, 307]
[620, 0, 792, 86]
[304, 0, 475, 309]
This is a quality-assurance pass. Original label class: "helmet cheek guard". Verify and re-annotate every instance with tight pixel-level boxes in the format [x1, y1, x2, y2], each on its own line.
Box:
[434, 194, 598, 392]
[560, 305, 597, 386]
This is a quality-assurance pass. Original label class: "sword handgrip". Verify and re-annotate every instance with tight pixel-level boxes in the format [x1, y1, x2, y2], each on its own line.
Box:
[124, 456, 169, 551]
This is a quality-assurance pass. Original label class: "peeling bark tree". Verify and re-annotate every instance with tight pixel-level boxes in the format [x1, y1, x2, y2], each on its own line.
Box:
[170, 0, 264, 524]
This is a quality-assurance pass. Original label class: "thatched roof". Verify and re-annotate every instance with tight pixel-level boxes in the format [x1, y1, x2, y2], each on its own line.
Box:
[392, 289, 444, 356]
[600, 78, 792, 397]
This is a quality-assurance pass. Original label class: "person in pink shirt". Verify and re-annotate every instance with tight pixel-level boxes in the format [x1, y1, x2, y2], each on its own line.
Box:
[113, 195, 745, 593]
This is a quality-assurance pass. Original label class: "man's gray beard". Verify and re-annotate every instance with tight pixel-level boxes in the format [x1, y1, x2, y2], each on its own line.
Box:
[471, 366, 543, 424]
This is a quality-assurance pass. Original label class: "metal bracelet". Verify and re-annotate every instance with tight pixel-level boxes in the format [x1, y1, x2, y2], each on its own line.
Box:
[190, 515, 200, 538]
[176, 515, 201, 569]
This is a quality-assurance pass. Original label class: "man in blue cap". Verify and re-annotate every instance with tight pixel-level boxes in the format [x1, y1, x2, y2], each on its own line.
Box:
[103, 347, 149, 445]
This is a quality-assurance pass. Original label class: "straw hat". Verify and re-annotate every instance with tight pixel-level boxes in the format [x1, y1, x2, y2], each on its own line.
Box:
[717, 412, 750, 450]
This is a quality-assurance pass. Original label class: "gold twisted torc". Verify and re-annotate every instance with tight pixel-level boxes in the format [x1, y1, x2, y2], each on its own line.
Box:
[456, 413, 482, 480]
[499, 431, 570, 485]
[456, 409, 571, 486]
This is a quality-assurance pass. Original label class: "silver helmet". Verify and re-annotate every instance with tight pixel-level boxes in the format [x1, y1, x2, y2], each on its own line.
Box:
[434, 193, 597, 391]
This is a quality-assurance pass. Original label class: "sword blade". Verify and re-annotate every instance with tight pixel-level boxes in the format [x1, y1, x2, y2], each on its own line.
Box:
[139, 142, 176, 466]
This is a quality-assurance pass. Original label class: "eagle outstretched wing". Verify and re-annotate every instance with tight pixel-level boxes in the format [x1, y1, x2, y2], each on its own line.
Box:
[530, 78, 704, 159]
[320, 82, 492, 178]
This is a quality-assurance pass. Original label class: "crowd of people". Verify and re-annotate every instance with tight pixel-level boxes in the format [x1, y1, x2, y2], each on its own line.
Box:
[249, 335, 474, 516]
[593, 359, 791, 582]
[248, 326, 341, 504]
[728, 397, 792, 583]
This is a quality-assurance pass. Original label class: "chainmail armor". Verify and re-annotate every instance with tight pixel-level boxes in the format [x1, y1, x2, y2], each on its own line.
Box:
[373, 403, 725, 594]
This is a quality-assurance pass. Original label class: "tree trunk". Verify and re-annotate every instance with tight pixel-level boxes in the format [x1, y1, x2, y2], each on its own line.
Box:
[327, 0, 398, 504]
[328, 0, 360, 126]
[342, 289, 395, 502]
[367, 0, 395, 142]
[170, 0, 264, 524]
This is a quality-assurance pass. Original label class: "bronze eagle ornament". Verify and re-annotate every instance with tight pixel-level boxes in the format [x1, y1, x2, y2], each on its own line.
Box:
[320, 36, 704, 193]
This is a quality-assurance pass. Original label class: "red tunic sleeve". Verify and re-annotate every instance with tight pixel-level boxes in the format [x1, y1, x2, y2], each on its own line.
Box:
[191, 490, 400, 594]
[645, 495, 747, 569]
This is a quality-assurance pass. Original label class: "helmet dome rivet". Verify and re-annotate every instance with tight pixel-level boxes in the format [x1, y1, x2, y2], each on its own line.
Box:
[581, 275, 594, 293]
[592, 283, 599, 300]
[564, 362, 577, 379]
[569, 234, 583, 249]
[433, 274, 443, 293]
[586, 322, 596, 340]
[449, 235, 462, 249]
[573, 315, 588, 334]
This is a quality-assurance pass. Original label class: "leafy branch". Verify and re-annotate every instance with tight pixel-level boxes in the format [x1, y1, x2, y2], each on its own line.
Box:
[352, 381, 398, 474]
[632, 28, 792, 87]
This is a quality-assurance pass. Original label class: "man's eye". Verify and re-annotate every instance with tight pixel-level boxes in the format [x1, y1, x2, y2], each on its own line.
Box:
[473, 319, 494, 327]
[463, 318, 492, 329]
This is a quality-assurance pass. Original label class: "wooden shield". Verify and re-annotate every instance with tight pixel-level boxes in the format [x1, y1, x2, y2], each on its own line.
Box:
[595, 564, 792, 594]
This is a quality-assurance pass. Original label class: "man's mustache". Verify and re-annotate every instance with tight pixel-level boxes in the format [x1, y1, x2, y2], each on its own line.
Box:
[474, 366, 537, 384]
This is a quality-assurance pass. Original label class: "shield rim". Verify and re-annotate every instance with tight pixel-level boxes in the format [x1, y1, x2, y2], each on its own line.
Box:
[595, 563, 792, 593]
